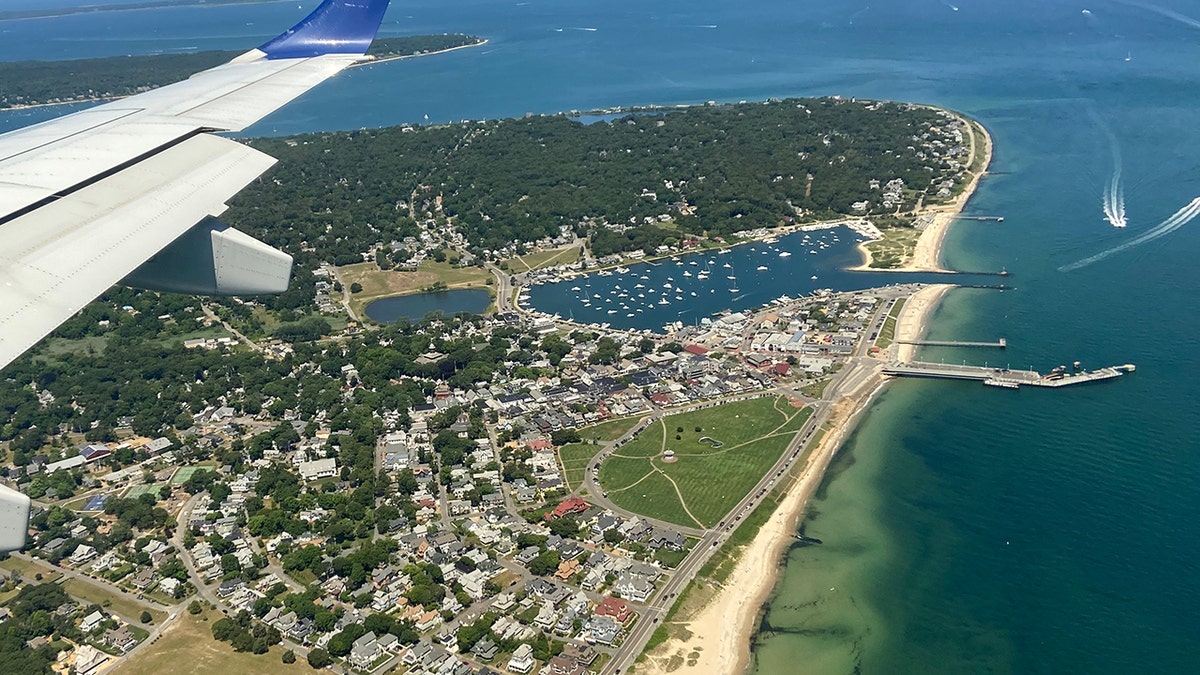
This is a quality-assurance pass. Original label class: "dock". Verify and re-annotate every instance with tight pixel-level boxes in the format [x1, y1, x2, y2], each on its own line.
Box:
[897, 338, 1006, 349]
[957, 215, 1005, 222]
[883, 361, 1135, 390]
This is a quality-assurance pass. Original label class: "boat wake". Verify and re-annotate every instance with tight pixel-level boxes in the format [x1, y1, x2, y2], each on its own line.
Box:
[1110, 0, 1200, 30]
[1061, 196, 1200, 271]
[1103, 163, 1127, 228]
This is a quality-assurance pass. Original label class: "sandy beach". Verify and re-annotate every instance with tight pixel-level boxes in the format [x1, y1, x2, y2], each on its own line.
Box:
[851, 114, 993, 274]
[895, 284, 955, 363]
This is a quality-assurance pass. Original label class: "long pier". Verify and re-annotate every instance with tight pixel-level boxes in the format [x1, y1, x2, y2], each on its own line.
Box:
[882, 361, 1135, 390]
[897, 338, 1006, 349]
[957, 215, 1005, 222]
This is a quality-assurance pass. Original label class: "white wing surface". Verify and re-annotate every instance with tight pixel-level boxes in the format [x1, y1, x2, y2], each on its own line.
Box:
[0, 0, 395, 551]
[0, 0, 393, 373]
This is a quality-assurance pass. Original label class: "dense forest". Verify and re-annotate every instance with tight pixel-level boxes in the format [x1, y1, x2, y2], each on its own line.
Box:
[0, 35, 483, 109]
[231, 98, 965, 275]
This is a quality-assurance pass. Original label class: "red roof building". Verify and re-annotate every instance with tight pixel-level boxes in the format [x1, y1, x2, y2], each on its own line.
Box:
[594, 596, 633, 623]
[545, 496, 590, 521]
[683, 344, 709, 356]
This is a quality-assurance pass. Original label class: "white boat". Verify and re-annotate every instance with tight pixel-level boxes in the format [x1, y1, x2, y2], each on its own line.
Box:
[615, 266, 630, 273]
[690, 260, 699, 266]
[607, 310, 618, 314]
[779, 251, 792, 257]
[690, 291, 697, 297]
[626, 313, 635, 317]
[664, 282, 673, 288]
[727, 275, 736, 280]
[635, 283, 645, 288]
[810, 275, 818, 280]
[723, 263, 732, 268]
[729, 288, 739, 293]
[658, 298, 670, 305]
[593, 293, 601, 298]
[756, 265, 768, 271]
[683, 271, 692, 277]
[571, 286, 581, 291]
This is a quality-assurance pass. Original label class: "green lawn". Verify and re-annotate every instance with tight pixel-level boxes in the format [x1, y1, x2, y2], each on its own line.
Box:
[599, 397, 812, 528]
[579, 415, 645, 443]
[559, 443, 600, 490]
[602, 470, 694, 527]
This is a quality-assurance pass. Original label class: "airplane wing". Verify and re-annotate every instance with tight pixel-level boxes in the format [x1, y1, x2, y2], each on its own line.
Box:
[0, 0, 393, 551]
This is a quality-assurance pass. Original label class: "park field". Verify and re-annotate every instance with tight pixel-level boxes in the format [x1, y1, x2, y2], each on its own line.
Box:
[578, 415, 644, 443]
[598, 397, 811, 528]
[113, 608, 308, 675]
[62, 578, 168, 623]
[506, 245, 581, 272]
[559, 417, 645, 490]
[559, 443, 598, 491]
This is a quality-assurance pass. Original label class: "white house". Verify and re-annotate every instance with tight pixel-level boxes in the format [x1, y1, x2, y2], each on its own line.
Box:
[299, 457, 337, 481]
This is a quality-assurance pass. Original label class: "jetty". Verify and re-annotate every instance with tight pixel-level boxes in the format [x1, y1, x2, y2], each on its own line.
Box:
[883, 361, 1135, 390]
[957, 215, 1005, 222]
[897, 338, 1006, 349]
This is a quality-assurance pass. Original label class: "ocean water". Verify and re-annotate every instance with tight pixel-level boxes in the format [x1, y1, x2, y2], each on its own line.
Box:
[4, 1, 1200, 673]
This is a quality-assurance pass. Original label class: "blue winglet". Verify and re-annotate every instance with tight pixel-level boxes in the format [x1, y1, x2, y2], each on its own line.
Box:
[259, 0, 391, 60]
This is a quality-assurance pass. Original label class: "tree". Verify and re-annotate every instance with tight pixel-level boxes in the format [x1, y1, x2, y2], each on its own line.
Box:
[212, 617, 240, 642]
[282, 649, 296, 664]
[140, 610, 152, 624]
[307, 648, 332, 669]
[188, 600, 202, 615]
[349, 282, 363, 293]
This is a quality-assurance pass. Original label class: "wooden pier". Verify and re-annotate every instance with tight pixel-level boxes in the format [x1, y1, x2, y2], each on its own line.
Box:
[882, 361, 1134, 390]
[897, 338, 1006, 349]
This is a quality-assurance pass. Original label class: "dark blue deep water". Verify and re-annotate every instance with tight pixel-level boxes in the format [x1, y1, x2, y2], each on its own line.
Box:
[4, 1, 1200, 672]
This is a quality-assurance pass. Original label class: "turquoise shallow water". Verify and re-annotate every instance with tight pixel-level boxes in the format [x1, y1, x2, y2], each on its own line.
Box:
[3, 1, 1200, 672]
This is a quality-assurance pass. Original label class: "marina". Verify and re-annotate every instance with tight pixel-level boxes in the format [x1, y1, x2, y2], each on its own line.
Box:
[525, 225, 992, 332]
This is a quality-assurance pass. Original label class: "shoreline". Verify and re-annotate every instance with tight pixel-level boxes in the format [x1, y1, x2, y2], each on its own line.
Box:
[640, 368, 891, 675]
[847, 112, 994, 274]
[641, 281, 958, 675]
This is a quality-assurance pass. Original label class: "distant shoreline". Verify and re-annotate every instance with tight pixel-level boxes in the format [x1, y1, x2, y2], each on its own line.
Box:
[0, 39, 487, 113]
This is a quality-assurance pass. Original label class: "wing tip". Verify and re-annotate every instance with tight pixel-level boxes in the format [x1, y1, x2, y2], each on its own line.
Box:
[258, 0, 392, 60]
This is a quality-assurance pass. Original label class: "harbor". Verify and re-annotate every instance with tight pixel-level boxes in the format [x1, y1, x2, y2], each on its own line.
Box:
[883, 361, 1136, 389]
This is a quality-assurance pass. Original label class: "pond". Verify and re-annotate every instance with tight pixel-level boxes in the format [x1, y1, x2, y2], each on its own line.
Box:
[363, 289, 490, 323]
